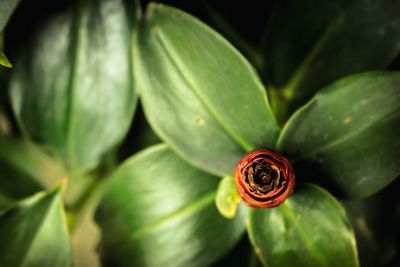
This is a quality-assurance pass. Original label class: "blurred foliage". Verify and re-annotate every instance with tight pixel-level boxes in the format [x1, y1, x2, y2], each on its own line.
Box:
[0, 1, 399, 267]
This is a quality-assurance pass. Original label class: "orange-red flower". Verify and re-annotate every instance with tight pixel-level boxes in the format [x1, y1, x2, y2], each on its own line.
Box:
[235, 148, 295, 208]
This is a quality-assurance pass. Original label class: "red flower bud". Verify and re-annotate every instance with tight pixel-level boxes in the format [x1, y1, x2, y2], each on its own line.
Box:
[235, 148, 295, 208]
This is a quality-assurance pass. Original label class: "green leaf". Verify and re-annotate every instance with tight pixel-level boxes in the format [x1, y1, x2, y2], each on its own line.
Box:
[265, 0, 400, 120]
[247, 183, 359, 267]
[0, 50, 12, 67]
[0, 184, 72, 267]
[215, 175, 242, 219]
[10, 0, 139, 171]
[135, 4, 278, 176]
[278, 72, 400, 198]
[95, 144, 246, 267]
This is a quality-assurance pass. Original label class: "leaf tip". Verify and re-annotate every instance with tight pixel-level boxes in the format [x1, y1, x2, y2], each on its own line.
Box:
[0, 51, 13, 68]
[0, 58, 13, 68]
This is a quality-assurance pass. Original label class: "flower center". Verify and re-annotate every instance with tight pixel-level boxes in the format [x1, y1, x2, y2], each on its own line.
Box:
[235, 148, 295, 208]
[246, 159, 283, 194]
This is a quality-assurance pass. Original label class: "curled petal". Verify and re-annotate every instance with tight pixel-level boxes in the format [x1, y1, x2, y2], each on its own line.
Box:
[235, 148, 295, 208]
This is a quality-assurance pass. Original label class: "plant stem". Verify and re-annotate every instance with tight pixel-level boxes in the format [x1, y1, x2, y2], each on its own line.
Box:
[268, 86, 293, 127]
[67, 178, 100, 231]
[67, 150, 118, 231]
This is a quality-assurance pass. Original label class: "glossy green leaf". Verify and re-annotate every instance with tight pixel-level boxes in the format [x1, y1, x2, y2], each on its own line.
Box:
[135, 4, 278, 176]
[247, 183, 359, 267]
[0, 184, 72, 267]
[265, 0, 400, 120]
[278, 72, 400, 198]
[215, 175, 242, 219]
[0, 134, 66, 200]
[95, 144, 246, 267]
[10, 0, 139, 171]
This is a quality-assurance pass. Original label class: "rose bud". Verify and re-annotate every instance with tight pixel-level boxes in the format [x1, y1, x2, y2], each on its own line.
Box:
[235, 148, 295, 208]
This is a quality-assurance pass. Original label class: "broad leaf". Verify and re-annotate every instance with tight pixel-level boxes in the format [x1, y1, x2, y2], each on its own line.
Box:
[247, 183, 359, 267]
[135, 4, 278, 176]
[265, 0, 400, 120]
[0, 184, 72, 267]
[278, 72, 400, 198]
[10, 0, 139, 171]
[95, 144, 246, 267]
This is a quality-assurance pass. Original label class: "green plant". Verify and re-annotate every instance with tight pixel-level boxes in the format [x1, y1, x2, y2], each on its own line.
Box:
[0, 0, 399, 267]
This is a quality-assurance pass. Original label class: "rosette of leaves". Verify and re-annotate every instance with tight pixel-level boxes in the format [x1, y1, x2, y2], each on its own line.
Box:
[95, 2, 400, 267]
[1, 0, 399, 267]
